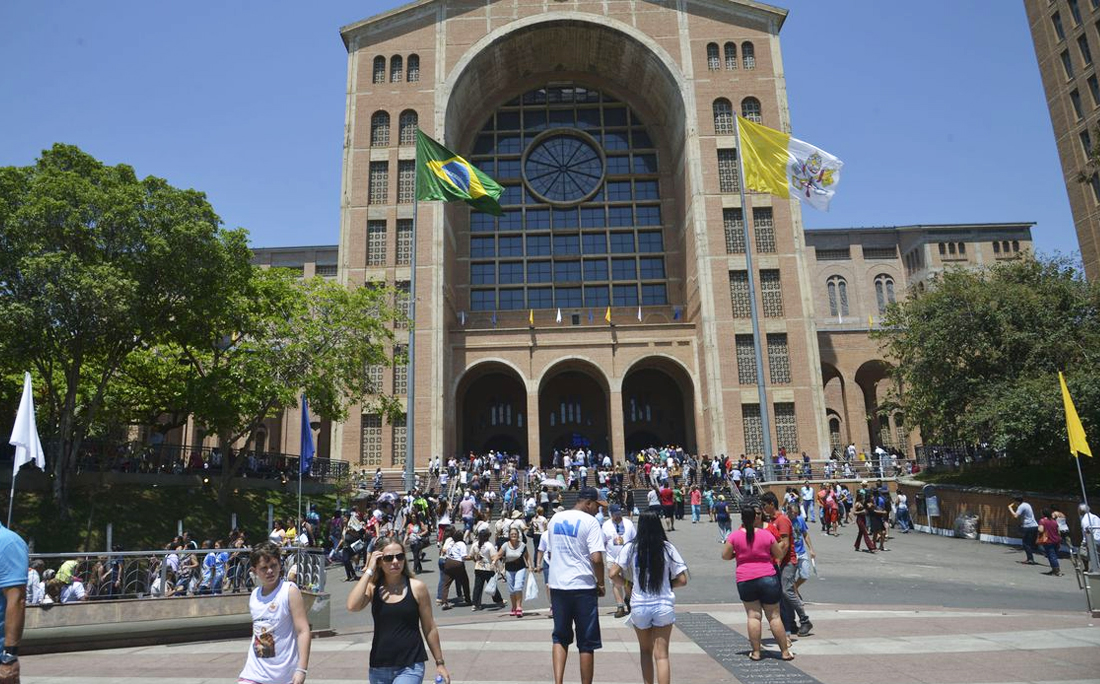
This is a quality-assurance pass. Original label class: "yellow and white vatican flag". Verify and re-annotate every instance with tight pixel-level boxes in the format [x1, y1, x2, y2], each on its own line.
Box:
[737, 116, 843, 212]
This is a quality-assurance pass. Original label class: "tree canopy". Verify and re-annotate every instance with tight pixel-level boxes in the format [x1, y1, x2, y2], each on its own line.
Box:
[876, 256, 1100, 461]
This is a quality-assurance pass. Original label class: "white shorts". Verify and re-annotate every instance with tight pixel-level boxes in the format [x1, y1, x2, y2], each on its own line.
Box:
[626, 605, 676, 629]
[796, 556, 812, 581]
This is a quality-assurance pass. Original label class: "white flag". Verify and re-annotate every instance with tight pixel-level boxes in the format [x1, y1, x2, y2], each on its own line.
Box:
[556, 308, 562, 324]
[9, 372, 45, 477]
[637, 306, 642, 322]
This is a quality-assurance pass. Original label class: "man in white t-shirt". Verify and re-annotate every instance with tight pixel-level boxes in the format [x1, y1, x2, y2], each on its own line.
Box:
[542, 487, 607, 684]
[1080, 504, 1100, 571]
[601, 505, 636, 618]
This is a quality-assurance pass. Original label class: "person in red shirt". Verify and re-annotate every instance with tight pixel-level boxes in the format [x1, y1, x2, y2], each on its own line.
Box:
[762, 492, 812, 638]
[690, 486, 703, 524]
[658, 484, 676, 532]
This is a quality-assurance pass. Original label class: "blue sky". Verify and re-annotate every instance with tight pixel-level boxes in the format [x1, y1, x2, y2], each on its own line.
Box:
[0, 1, 1079, 258]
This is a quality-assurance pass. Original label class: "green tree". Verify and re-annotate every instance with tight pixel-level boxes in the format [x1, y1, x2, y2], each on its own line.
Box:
[161, 270, 402, 502]
[876, 256, 1100, 461]
[0, 144, 252, 515]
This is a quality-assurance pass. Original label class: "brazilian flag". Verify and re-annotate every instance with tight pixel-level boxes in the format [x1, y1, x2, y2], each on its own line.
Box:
[416, 130, 504, 216]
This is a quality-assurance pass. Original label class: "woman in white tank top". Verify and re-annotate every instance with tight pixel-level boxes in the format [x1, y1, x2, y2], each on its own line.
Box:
[238, 542, 312, 684]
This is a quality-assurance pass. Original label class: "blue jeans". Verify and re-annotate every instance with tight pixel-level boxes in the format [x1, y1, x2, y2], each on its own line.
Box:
[896, 508, 911, 531]
[436, 557, 446, 600]
[691, 504, 701, 522]
[1043, 543, 1061, 572]
[369, 662, 425, 684]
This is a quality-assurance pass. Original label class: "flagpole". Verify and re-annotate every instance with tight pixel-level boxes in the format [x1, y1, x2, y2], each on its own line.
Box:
[6, 475, 15, 528]
[1075, 455, 1091, 512]
[404, 132, 420, 493]
[734, 118, 776, 482]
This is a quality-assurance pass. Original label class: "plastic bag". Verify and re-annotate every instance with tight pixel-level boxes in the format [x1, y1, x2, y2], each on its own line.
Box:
[524, 570, 539, 601]
[484, 574, 499, 598]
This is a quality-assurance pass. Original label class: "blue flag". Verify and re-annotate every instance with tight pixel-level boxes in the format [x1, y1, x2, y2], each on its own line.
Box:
[673, 306, 682, 321]
[300, 394, 315, 475]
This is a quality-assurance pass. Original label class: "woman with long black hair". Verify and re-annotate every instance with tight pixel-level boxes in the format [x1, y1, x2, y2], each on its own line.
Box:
[609, 512, 689, 684]
[721, 504, 792, 661]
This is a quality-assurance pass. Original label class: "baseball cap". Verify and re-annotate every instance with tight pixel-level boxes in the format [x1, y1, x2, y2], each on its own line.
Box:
[578, 487, 609, 505]
[609, 503, 622, 514]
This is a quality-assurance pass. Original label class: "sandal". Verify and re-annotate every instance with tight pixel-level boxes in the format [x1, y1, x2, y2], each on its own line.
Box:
[516, 609, 524, 618]
[782, 653, 795, 661]
[748, 652, 762, 661]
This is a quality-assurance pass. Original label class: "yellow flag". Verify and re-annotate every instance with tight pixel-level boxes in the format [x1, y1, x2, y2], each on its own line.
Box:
[604, 306, 612, 323]
[737, 116, 844, 212]
[868, 314, 874, 329]
[528, 309, 534, 326]
[1059, 372, 1093, 457]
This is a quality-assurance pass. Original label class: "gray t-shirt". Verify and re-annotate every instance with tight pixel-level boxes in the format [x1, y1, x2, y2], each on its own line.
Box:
[1015, 502, 1038, 529]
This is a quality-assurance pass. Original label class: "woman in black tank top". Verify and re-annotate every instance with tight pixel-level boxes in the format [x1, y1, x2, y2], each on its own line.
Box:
[347, 536, 451, 684]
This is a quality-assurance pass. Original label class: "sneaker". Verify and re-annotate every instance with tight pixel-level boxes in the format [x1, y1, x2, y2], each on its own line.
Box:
[797, 621, 813, 636]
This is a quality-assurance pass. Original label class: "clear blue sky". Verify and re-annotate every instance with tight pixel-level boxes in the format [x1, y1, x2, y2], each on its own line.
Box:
[0, 1, 1079, 258]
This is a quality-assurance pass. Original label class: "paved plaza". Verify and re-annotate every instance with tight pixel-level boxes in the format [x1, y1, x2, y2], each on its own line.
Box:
[22, 519, 1100, 684]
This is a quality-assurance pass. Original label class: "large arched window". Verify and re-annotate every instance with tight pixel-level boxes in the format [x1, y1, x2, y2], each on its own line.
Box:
[706, 43, 720, 71]
[827, 275, 849, 318]
[741, 97, 762, 124]
[398, 110, 418, 145]
[874, 274, 896, 314]
[407, 54, 420, 82]
[390, 55, 403, 83]
[467, 83, 668, 312]
[724, 42, 737, 70]
[370, 111, 390, 147]
[742, 42, 756, 69]
[713, 98, 734, 134]
[372, 56, 386, 84]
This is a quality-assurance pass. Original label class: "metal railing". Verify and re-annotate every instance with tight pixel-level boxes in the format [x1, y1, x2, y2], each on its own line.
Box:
[914, 444, 1009, 473]
[28, 546, 327, 605]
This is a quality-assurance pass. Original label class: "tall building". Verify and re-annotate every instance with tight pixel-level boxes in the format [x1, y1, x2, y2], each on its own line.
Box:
[1025, 0, 1100, 279]
[228, 1, 1036, 473]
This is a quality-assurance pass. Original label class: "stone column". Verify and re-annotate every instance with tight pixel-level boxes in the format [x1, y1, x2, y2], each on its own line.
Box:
[609, 391, 626, 464]
[526, 392, 541, 468]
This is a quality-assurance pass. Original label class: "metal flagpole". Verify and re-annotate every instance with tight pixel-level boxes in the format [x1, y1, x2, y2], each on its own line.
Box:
[7, 476, 16, 528]
[734, 118, 776, 482]
[1075, 455, 1091, 513]
[404, 132, 420, 493]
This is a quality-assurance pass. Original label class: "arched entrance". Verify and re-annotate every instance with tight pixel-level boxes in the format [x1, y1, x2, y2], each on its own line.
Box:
[621, 358, 695, 454]
[538, 361, 610, 467]
[456, 362, 528, 462]
[854, 360, 894, 449]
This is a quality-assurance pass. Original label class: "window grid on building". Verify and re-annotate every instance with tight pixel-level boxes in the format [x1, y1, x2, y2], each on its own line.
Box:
[390, 55, 403, 83]
[369, 162, 388, 205]
[815, 247, 851, 260]
[735, 334, 757, 384]
[372, 56, 385, 84]
[723, 208, 745, 254]
[741, 97, 762, 124]
[360, 414, 382, 466]
[371, 111, 390, 147]
[315, 264, 337, 277]
[395, 281, 411, 327]
[741, 403, 764, 455]
[717, 149, 740, 192]
[393, 345, 408, 394]
[767, 333, 791, 384]
[406, 55, 420, 82]
[367, 221, 386, 266]
[398, 160, 416, 203]
[827, 275, 848, 317]
[724, 42, 737, 70]
[713, 99, 734, 134]
[391, 414, 407, 466]
[760, 269, 783, 317]
[706, 43, 720, 71]
[752, 207, 775, 253]
[874, 274, 896, 314]
[774, 402, 798, 451]
[863, 246, 897, 259]
[742, 42, 756, 69]
[366, 363, 384, 392]
[729, 270, 751, 318]
[396, 220, 413, 266]
[399, 110, 418, 145]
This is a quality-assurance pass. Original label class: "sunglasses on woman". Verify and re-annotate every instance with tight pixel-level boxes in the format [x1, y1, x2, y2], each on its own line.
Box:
[381, 553, 406, 563]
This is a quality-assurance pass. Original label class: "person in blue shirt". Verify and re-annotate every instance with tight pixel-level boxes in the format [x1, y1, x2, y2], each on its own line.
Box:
[0, 522, 29, 683]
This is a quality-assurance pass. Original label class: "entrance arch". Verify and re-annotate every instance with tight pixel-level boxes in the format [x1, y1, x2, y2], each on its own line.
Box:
[854, 359, 894, 449]
[538, 360, 610, 467]
[621, 356, 696, 454]
[456, 362, 528, 461]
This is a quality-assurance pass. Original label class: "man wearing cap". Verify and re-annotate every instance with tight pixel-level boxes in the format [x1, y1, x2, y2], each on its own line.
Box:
[1079, 504, 1100, 571]
[601, 504, 636, 618]
[543, 487, 607, 684]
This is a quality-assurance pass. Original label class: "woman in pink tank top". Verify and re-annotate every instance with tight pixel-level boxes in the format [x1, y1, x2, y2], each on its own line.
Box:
[721, 504, 792, 662]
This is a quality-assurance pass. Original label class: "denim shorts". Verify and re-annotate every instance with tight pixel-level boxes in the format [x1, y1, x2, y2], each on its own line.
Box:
[626, 604, 675, 630]
[506, 568, 528, 594]
[550, 588, 602, 652]
[369, 662, 425, 684]
[736, 574, 781, 604]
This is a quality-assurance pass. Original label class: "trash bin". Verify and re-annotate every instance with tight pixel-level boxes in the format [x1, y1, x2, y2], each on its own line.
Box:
[954, 513, 979, 540]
